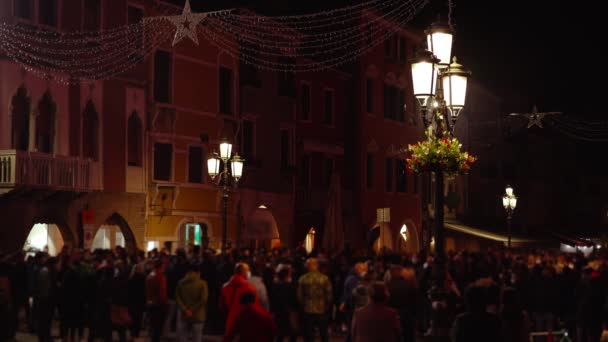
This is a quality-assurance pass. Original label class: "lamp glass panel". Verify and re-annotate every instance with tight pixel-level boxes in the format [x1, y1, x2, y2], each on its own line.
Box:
[231, 159, 244, 179]
[207, 157, 220, 177]
[443, 74, 468, 109]
[427, 32, 453, 65]
[219, 142, 232, 160]
[411, 61, 437, 97]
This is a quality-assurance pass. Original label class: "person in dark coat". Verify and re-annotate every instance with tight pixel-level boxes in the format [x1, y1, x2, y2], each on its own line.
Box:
[93, 262, 115, 342]
[270, 265, 298, 342]
[33, 255, 57, 342]
[11, 252, 28, 339]
[111, 261, 131, 342]
[58, 254, 86, 341]
[500, 287, 531, 342]
[351, 282, 401, 342]
[128, 260, 147, 339]
[387, 266, 420, 342]
[530, 266, 559, 333]
[0, 254, 15, 341]
[575, 268, 605, 342]
[450, 285, 502, 342]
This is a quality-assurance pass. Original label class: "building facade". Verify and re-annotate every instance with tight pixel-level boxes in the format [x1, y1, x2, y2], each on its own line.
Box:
[0, 1, 425, 254]
[348, 13, 424, 253]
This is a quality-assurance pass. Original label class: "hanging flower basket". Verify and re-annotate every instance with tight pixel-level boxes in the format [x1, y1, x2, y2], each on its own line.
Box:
[406, 134, 476, 176]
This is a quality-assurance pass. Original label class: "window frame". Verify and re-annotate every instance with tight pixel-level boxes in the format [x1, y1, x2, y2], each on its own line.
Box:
[322, 88, 335, 127]
[299, 81, 312, 122]
[219, 66, 234, 116]
[186, 144, 205, 184]
[153, 142, 174, 182]
[153, 49, 174, 104]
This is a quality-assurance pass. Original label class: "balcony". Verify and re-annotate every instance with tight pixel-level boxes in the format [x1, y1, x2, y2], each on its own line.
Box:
[0, 150, 95, 194]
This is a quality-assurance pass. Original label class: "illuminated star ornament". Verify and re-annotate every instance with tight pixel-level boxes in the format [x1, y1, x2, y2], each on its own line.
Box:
[167, 0, 208, 46]
[509, 105, 561, 129]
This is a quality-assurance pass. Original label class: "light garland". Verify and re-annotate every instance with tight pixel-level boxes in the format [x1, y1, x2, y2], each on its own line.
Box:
[0, 0, 429, 83]
[201, 0, 428, 71]
[210, 0, 418, 50]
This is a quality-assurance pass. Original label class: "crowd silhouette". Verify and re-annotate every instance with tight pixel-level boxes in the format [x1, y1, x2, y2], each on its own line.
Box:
[0, 244, 606, 341]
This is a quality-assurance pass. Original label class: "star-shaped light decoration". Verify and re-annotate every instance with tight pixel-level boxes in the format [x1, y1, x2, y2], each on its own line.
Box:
[509, 105, 561, 129]
[166, 0, 208, 46]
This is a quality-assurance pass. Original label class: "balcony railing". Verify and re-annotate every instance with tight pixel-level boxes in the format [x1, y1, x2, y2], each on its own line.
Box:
[0, 150, 94, 193]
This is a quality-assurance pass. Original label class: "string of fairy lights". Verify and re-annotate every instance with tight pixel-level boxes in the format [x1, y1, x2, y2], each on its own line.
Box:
[545, 116, 608, 142]
[0, 0, 429, 83]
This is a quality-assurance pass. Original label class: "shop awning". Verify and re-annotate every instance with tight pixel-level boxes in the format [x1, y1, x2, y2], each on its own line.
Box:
[444, 220, 537, 244]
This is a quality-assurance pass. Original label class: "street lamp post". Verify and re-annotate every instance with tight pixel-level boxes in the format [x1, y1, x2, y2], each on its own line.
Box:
[207, 138, 244, 253]
[410, 22, 471, 337]
[502, 185, 518, 249]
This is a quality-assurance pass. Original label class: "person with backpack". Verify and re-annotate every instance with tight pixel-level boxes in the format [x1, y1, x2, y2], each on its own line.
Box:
[219, 262, 260, 335]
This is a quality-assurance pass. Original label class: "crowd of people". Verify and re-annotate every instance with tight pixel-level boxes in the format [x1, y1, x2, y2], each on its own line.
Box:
[0, 244, 607, 342]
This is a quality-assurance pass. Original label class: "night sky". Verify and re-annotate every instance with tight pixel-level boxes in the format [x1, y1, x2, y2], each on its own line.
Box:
[193, 0, 601, 119]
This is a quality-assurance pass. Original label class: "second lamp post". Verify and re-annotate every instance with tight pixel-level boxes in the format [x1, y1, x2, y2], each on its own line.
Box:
[207, 138, 244, 252]
[502, 185, 518, 249]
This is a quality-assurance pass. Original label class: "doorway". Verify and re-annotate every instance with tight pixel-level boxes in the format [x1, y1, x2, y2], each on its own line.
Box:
[23, 223, 65, 256]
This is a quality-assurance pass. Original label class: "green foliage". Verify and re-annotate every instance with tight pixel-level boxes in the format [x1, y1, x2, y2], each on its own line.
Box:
[406, 127, 476, 176]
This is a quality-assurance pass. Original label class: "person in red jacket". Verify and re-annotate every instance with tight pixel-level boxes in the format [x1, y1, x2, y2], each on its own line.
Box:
[223, 292, 277, 342]
[146, 259, 168, 342]
[219, 262, 260, 333]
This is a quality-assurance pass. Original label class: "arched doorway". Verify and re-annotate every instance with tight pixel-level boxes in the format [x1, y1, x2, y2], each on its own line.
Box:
[397, 220, 421, 254]
[91, 225, 125, 250]
[23, 223, 64, 256]
[91, 213, 137, 251]
[23, 218, 74, 257]
[244, 205, 280, 249]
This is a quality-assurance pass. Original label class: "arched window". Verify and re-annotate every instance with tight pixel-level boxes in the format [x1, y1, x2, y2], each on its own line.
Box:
[36, 92, 56, 154]
[11, 86, 31, 151]
[128, 111, 143, 166]
[82, 100, 99, 160]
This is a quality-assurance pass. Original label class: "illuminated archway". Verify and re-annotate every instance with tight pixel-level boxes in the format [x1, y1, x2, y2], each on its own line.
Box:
[398, 219, 421, 254]
[244, 205, 280, 249]
[90, 213, 137, 251]
[23, 223, 65, 256]
[91, 225, 124, 250]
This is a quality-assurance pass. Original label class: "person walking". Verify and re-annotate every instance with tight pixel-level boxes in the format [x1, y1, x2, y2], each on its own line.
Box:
[176, 263, 208, 342]
[297, 258, 333, 342]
